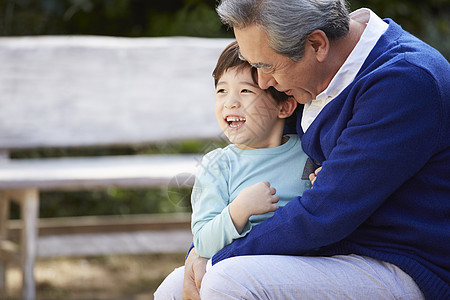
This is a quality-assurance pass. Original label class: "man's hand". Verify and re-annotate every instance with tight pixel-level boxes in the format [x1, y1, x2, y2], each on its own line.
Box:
[309, 167, 322, 186]
[182, 248, 208, 300]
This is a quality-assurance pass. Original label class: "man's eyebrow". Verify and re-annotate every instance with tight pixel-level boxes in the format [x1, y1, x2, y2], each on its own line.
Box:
[238, 50, 272, 69]
[251, 62, 272, 69]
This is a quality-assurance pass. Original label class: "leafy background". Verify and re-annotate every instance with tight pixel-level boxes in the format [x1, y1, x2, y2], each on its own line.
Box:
[2, 0, 449, 218]
[1, 0, 449, 57]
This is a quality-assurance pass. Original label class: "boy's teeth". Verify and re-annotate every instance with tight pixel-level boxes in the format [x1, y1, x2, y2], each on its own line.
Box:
[226, 116, 246, 121]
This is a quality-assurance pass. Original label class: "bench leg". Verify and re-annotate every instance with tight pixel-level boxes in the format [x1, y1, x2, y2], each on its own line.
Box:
[0, 195, 9, 290]
[18, 189, 39, 300]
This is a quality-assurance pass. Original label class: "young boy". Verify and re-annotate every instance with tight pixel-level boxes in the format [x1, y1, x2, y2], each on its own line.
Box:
[154, 40, 310, 298]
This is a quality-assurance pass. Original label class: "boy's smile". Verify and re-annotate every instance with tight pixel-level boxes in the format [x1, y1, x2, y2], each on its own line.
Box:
[225, 115, 246, 129]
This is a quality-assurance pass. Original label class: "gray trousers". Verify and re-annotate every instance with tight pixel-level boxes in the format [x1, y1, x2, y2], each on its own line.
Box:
[154, 254, 424, 299]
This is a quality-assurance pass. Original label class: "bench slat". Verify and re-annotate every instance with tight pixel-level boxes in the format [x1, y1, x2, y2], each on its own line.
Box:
[0, 36, 229, 149]
[0, 154, 202, 190]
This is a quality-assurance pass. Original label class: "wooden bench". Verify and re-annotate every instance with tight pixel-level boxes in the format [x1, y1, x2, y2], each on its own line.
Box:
[0, 35, 232, 299]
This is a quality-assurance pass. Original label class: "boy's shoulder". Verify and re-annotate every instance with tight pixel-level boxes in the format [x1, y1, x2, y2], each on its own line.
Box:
[202, 144, 232, 158]
[200, 146, 232, 166]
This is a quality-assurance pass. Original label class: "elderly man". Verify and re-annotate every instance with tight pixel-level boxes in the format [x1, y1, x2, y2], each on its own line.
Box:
[174, 0, 449, 299]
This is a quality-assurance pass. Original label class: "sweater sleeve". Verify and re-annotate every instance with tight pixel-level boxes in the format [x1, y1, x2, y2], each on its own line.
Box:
[191, 149, 251, 259]
[212, 60, 446, 264]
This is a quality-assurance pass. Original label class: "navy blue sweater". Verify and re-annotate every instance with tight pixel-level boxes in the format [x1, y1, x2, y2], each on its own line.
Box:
[212, 19, 450, 299]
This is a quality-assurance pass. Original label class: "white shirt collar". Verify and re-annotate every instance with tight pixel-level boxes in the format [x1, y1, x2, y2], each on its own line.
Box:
[301, 8, 388, 132]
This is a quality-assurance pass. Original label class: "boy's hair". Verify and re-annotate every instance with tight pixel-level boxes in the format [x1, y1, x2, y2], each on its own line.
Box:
[212, 40, 289, 105]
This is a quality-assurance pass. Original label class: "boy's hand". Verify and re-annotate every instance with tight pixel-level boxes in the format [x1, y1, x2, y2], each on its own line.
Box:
[229, 181, 279, 233]
[234, 181, 279, 215]
[309, 167, 322, 186]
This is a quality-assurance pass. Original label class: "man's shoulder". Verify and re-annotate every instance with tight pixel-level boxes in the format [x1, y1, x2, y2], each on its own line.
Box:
[374, 20, 448, 79]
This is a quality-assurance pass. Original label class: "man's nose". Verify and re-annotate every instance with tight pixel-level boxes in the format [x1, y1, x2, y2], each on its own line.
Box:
[257, 69, 277, 90]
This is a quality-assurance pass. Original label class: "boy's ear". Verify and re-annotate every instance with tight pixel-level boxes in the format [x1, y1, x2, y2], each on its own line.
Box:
[278, 97, 297, 119]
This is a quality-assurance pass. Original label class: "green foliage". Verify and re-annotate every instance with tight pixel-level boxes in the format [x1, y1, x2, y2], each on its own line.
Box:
[0, 0, 448, 56]
[147, 0, 225, 37]
[10, 184, 193, 219]
[38, 187, 192, 218]
[0, 0, 232, 38]
[11, 139, 229, 159]
[349, 0, 450, 58]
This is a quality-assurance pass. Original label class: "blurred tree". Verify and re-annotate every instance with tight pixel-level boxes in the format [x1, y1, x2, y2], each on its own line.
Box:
[0, 0, 231, 37]
[349, 0, 449, 58]
[0, 0, 448, 56]
[147, 0, 225, 37]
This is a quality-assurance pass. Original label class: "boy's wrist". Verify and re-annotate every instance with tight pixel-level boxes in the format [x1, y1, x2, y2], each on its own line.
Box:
[230, 198, 251, 220]
[229, 201, 251, 233]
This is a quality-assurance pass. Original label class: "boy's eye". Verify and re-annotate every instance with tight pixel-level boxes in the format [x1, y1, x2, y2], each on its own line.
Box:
[241, 89, 253, 93]
[216, 89, 226, 94]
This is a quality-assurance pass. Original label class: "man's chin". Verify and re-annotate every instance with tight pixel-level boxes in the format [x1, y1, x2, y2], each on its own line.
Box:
[293, 95, 313, 105]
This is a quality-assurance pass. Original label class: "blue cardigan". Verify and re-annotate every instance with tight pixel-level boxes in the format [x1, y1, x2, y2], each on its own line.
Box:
[211, 19, 450, 299]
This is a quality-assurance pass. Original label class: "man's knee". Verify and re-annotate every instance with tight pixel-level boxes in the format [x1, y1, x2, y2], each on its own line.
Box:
[200, 258, 249, 298]
[154, 266, 184, 300]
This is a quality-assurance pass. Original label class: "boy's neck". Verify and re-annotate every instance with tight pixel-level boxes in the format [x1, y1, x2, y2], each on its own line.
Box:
[234, 135, 290, 150]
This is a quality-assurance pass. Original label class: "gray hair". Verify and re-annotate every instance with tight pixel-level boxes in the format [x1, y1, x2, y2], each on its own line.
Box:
[216, 0, 350, 61]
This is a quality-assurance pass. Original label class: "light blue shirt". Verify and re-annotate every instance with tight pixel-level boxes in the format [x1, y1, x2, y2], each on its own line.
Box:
[191, 134, 310, 258]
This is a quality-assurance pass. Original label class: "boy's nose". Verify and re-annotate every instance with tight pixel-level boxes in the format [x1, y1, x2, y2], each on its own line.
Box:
[224, 97, 240, 109]
[257, 69, 277, 90]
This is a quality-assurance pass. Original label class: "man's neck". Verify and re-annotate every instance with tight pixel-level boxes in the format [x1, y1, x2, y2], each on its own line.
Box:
[324, 20, 366, 86]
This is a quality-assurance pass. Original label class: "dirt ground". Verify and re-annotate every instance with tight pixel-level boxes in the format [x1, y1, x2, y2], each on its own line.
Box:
[3, 252, 186, 300]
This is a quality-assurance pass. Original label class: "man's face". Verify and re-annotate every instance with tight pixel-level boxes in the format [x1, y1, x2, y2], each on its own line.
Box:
[234, 24, 320, 105]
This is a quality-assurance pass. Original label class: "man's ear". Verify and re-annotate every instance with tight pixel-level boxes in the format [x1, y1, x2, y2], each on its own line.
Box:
[278, 97, 298, 119]
[307, 29, 329, 62]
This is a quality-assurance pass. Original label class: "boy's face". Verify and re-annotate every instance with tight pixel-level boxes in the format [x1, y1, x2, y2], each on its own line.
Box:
[215, 66, 285, 149]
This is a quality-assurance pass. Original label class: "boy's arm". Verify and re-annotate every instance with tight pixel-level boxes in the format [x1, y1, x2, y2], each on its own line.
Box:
[192, 151, 279, 258]
[192, 149, 259, 258]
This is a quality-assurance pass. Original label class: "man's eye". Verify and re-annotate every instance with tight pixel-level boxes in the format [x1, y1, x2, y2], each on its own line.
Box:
[261, 68, 274, 74]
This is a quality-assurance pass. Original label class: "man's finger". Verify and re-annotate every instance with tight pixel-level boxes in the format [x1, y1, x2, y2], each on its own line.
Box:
[182, 249, 202, 300]
[182, 272, 201, 300]
[193, 259, 207, 291]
